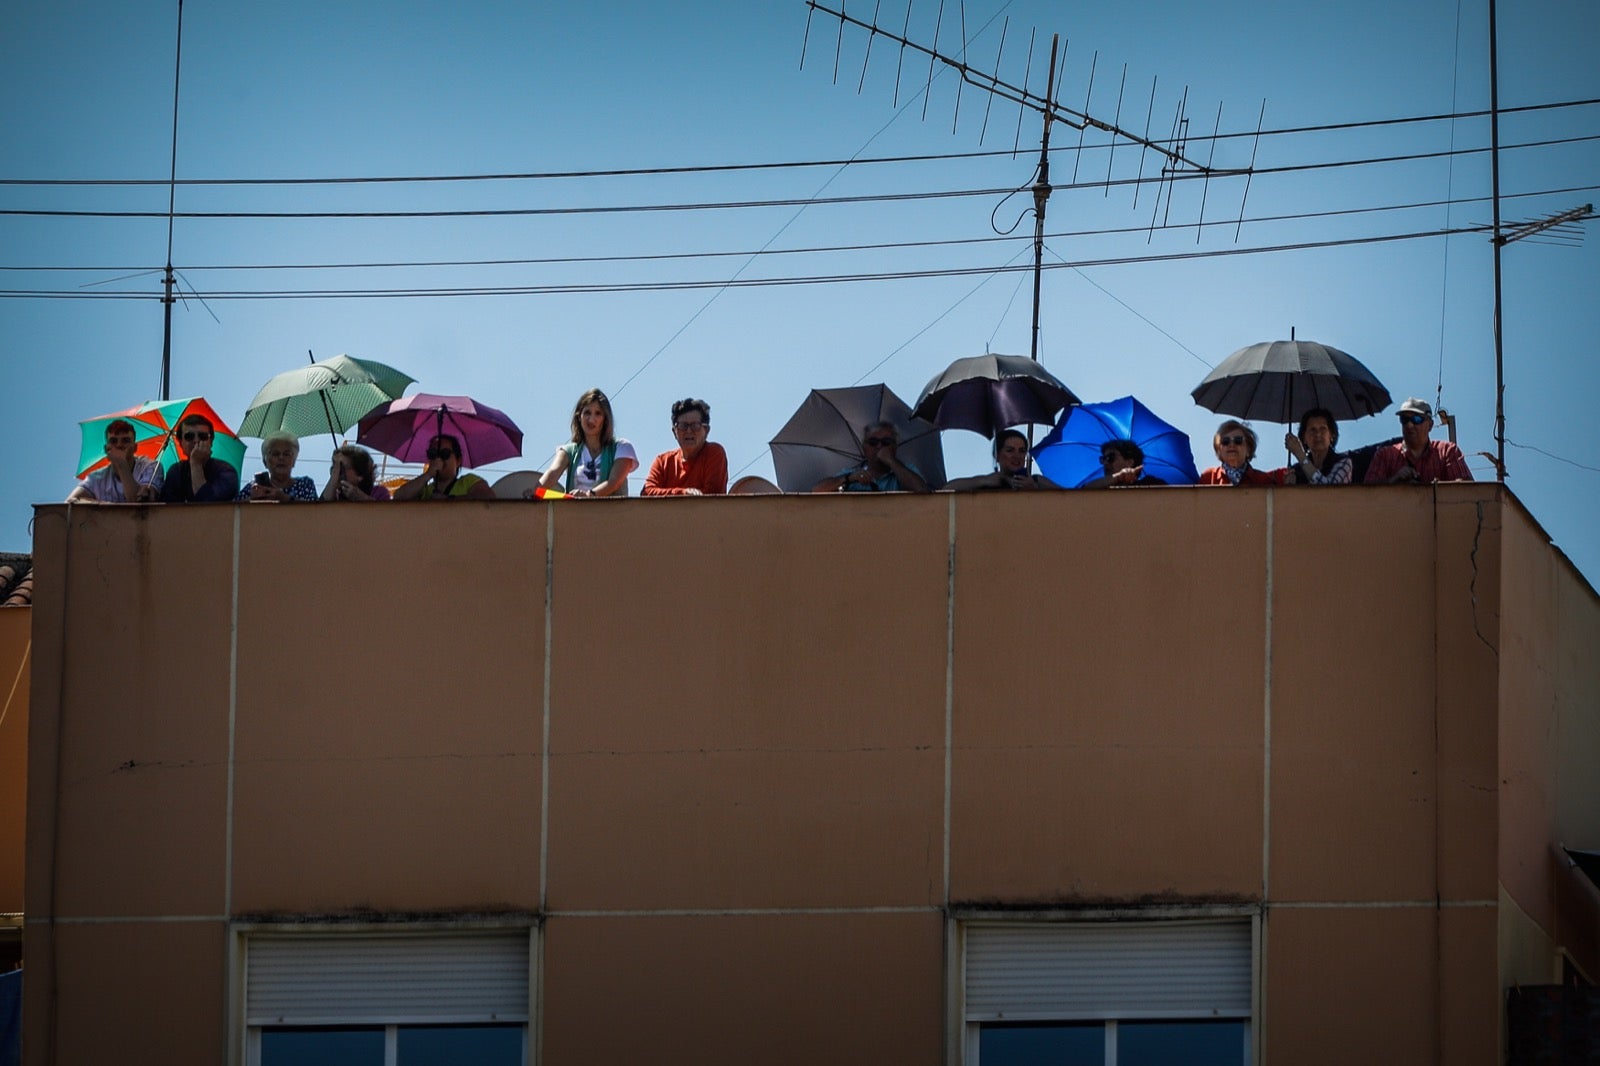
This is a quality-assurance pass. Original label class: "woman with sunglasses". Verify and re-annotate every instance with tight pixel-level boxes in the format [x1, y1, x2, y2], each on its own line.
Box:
[1199, 420, 1281, 486]
[392, 434, 496, 500]
[1280, 407, 1352, 485]
[531, 388, 638, 498]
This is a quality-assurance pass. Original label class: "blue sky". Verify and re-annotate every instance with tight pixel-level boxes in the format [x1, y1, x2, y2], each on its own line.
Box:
[4, 1, 1597, 581]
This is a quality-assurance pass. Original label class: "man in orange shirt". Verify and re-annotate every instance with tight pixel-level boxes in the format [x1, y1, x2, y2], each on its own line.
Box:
[642, 397, 727, 496]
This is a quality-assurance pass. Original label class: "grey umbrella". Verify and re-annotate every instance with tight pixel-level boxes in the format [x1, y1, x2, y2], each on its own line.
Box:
[769, 383, 946, 491]
[1191, 339, 1391, 424]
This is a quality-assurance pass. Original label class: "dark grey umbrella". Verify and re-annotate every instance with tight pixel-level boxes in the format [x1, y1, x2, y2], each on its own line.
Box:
[912, 353, 1080, 438]
[769, 383, 946, 491]
[1191, 339, 1391, 424]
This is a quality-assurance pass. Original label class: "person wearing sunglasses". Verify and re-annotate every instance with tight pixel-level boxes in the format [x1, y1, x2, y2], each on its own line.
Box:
[68, 418, 164, 503]
[642, 397, 727, 496]
[532, 388, 638, 499]
[158, 414, 240, 503]
[1199, 420, 1281, 486]
[945, 428, 1060, 491]
[393, 434, 496, 501]
[1281, 408, 1352, 485]
[812, 420, 931, 493]
[1363, 397, 1472, 484]
[237, 430, 319, 503]
[1082, 438, 1167, 488]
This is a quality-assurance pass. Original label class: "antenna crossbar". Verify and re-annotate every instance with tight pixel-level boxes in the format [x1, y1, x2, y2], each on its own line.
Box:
[806, 0, 1215, 172]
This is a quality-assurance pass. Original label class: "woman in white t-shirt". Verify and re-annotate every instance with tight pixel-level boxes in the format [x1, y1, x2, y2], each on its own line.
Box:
[531, 388, 639, 498]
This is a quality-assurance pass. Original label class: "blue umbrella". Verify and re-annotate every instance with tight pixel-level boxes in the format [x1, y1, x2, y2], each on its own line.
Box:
[1034, 396, 1200, 488]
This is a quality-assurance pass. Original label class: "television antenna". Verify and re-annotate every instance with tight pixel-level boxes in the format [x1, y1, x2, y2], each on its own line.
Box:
[801, 0, 1255, 367]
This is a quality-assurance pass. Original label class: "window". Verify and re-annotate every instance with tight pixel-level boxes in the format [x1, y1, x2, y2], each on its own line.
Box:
[240, 927, 532, 1066]
[961, 918, 1253, 1065]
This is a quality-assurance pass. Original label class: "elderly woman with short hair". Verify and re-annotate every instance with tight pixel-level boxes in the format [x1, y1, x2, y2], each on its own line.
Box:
[238, 430, 319, 502]
[1199, 420, 1280, 486]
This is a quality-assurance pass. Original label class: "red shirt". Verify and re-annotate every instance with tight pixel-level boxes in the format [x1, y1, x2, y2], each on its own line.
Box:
[1198, 465, 1282, 486]
[1363, 440, 1473, 484]
[642, 442, 728, 496]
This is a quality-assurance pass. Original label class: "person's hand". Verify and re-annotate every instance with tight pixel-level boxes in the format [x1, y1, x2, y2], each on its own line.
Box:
[570, 488, 593, 498]
[189, 434, 212, 465]
[683, 487, 703, 496]
[105, 439, 134, 471]
[1391, 465, 1420, 483]
[1284, 433, 1308, 463]
[1111, 465, 1144, 485]
[248, 482, 283, 502]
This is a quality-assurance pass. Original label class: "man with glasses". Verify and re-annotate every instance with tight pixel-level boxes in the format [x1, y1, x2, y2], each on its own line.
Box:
[811, 421, 931, 493]
[1363, 397, 1472, 484]
[159, 414, 239, 503]
[68, 418, 164, 503]
[642, 398, 727, 496]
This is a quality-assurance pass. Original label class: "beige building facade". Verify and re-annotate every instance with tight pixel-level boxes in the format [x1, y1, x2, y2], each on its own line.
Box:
[14, 484, 1600, 1064]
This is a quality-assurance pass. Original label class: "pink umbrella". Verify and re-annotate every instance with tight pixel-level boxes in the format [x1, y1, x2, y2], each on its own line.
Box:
[356, 393, 523, 469]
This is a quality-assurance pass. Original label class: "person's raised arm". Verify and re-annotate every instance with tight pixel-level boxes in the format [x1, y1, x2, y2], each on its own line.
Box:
[536, 448, 570, 493]
[942, 472, 1005, 492]
[813, 467, 860, 493]
[884, 452, 930, 493]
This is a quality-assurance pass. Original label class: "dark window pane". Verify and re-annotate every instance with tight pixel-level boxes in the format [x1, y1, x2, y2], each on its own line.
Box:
[1119, 1020, 1248, 1066]
[398, 1024, 524, 1066]
[979, 1022, 1104, 1065]
[261, 1026, 384, 1066]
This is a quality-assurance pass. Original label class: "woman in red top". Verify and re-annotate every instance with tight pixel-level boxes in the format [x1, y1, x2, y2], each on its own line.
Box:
[1199, 420, 1280, 486]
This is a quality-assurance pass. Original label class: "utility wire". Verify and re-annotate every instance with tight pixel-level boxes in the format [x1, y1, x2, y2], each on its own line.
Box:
[5, 181, 1592, 276]
[5, 133, 1592, 222]
[0, 223, 1499, 301]
[2, 96, 1592, 188]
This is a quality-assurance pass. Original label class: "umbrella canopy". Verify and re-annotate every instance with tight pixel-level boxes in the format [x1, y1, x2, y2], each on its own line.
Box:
[1034, 395, 1201, 488]
[75, 406, 171, 478]
[238, 354, 415, 441]
[769, 383, 946, 491]
[356, 393, 523, 469]
[912, 353, 1080, 438]
[1191, 339, 1391, 424]
[76, 397, 247, 479]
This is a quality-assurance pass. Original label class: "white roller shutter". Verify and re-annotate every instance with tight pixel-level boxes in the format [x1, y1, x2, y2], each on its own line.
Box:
[245, 930, 530, 1026]
[964, 920, 1251, 1021]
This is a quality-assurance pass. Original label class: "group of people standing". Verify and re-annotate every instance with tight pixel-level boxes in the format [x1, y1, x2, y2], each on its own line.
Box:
[68, 388, 1471, 507]
[1198, 397, 1472, 487]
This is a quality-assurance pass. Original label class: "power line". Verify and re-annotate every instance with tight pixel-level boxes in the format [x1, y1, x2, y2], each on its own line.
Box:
[1, 96, 1592, 188]
[3, 181, 1592, 277]
[0, 223, 1498, 301]
[4, 133, 1591, 222]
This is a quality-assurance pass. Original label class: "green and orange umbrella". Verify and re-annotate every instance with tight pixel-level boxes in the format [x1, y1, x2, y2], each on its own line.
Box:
[76, 397, 246, 479]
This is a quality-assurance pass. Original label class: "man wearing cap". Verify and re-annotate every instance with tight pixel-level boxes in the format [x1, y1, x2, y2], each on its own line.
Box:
[1363, 398, 1473, 484]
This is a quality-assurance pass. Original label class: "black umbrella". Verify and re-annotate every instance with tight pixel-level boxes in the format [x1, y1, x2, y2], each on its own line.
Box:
[1191, 339, 1391, 424]
[912, 353, 1080, 438]
[769, 383, 946, 491]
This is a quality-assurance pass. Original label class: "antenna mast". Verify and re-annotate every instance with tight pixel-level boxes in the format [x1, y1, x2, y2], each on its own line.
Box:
[802, 1, 1241, 370]
[159, 0, 185, 401]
